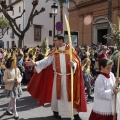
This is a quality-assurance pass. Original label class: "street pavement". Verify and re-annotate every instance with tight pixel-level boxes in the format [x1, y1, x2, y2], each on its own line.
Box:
[0, 86, 119, 120]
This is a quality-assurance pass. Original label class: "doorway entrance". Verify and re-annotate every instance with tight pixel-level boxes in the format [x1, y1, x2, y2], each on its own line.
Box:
[97, 29, 107, 45]
[0, 40, 4, 48]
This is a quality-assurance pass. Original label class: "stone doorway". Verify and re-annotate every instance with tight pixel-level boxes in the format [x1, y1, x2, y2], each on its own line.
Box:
[97, 29, 108, 45]
[93, 17, 109, 45]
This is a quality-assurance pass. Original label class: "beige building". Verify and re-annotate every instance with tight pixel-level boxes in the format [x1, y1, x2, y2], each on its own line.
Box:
[69, 0, 120, 46]
[0, 0, 69, 48]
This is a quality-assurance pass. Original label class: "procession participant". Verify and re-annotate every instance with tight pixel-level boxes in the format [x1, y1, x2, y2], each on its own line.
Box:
[82, 58, 94, 99]
[89, 58, 120, 120]
[25, 35, 87, 120]
[98, 46, 110, 69]
[3, 57, 22, 120]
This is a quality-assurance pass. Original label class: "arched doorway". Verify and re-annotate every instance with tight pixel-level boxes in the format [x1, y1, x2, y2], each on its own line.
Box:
[97, 29, 108, 45]
[93, 17, 109, 45]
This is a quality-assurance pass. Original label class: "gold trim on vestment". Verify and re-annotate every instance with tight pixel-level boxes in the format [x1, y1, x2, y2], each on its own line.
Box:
[48, 44, 81, 105]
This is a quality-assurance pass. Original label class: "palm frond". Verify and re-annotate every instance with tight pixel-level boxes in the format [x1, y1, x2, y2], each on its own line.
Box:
[27, 48, 33, 54]
[103, 21, 120, 50]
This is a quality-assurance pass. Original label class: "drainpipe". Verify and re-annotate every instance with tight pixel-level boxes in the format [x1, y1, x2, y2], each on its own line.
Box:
[23, 0, 24, 48]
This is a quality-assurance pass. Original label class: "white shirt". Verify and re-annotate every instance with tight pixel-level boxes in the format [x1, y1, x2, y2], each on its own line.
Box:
[93, 72, 120, 115]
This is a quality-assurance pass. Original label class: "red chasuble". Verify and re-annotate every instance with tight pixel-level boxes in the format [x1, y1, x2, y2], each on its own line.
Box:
[27, 44, 87, 112]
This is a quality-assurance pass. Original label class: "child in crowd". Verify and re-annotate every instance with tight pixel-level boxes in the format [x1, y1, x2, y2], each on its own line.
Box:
[3, 57, 22, 120]
[82, 58, 94, 99]
[89, 58, 120, 120]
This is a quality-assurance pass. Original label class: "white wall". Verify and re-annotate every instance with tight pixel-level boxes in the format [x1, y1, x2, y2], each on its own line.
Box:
[1, 0, 23, 48]
[1, 0, 69, 48]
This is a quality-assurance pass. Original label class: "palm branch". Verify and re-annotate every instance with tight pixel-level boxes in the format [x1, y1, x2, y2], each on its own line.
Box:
[103, 22, 120, 50]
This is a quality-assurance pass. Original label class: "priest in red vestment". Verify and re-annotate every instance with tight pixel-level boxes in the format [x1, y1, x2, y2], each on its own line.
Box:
[25, 35, 87, 120]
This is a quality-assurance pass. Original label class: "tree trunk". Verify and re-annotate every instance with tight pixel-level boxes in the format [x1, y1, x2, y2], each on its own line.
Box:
[18, 37, 23, 48]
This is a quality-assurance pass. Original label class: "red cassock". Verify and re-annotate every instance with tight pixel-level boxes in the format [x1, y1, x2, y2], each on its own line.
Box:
[27, 46, 87, 112]
[27, 64, 87, 112]
[89, 110, 117, 120]
[27, 65, 54, 106]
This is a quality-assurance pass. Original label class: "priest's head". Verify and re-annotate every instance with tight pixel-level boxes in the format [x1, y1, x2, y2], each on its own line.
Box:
[54, 35, 65, 47]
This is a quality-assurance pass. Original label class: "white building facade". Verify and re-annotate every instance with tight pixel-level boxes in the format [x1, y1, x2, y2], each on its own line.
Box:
[0, 0, 69, 48]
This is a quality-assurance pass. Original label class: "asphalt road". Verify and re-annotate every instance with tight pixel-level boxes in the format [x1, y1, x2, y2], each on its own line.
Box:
[0, 86, 119, 120]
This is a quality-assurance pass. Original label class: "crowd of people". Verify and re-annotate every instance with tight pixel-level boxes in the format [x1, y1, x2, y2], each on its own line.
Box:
[0, 35, 120, 120]
[0, 43, 118, 88]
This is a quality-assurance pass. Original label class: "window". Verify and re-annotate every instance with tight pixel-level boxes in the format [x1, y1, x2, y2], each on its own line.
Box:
[34, 25, 42, 41]
[19, 6, 21, 13]
[7, 41, 9, 48]
[49, 13, 52, 18]
[0, 40, 4, 49]
[49, 30, 52, 37]
[12, 41, 15, 48]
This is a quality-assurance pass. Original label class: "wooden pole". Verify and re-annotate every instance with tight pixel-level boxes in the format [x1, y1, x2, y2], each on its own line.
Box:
[113, 15, 120, 120]
[65, 14, 74, 120]
[13, 51, 18, 86]
[113, 51, 119, 120]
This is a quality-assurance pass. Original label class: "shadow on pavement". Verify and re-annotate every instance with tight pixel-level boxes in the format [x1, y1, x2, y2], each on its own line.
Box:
[21, 87, 27, 92]
[0, 112, 14, 120]
[0, 96, 39, 112]
[0, 113, 5, 119]
[0, 95, 5, 99]
[17, 96, 39, 111]
[1, 117, 15, 120]
[87, 98, 94, 104]
[19, 116, 70, 120]
[43, 103, 51, 108]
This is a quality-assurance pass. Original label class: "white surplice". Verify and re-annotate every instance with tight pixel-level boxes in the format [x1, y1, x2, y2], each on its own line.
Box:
[35, 45, 78, 118]
[93, 72, 120, 115]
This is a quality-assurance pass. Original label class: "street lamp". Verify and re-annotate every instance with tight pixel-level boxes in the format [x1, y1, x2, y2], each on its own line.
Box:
[51, 3, 58, 42]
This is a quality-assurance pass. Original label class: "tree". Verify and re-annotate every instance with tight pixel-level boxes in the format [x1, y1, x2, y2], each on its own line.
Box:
[46, 0, 76, 33]
[0, 17, 9, 39]
[0, 0, 45, 48]
[41, 37, 49, 55]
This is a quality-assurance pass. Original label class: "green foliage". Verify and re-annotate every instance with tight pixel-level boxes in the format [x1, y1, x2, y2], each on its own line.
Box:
[41, 37, 49, 54]
[0, 17, 9, 28]
[103, 23, 120, 50]
[110, 49, 118, 61]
